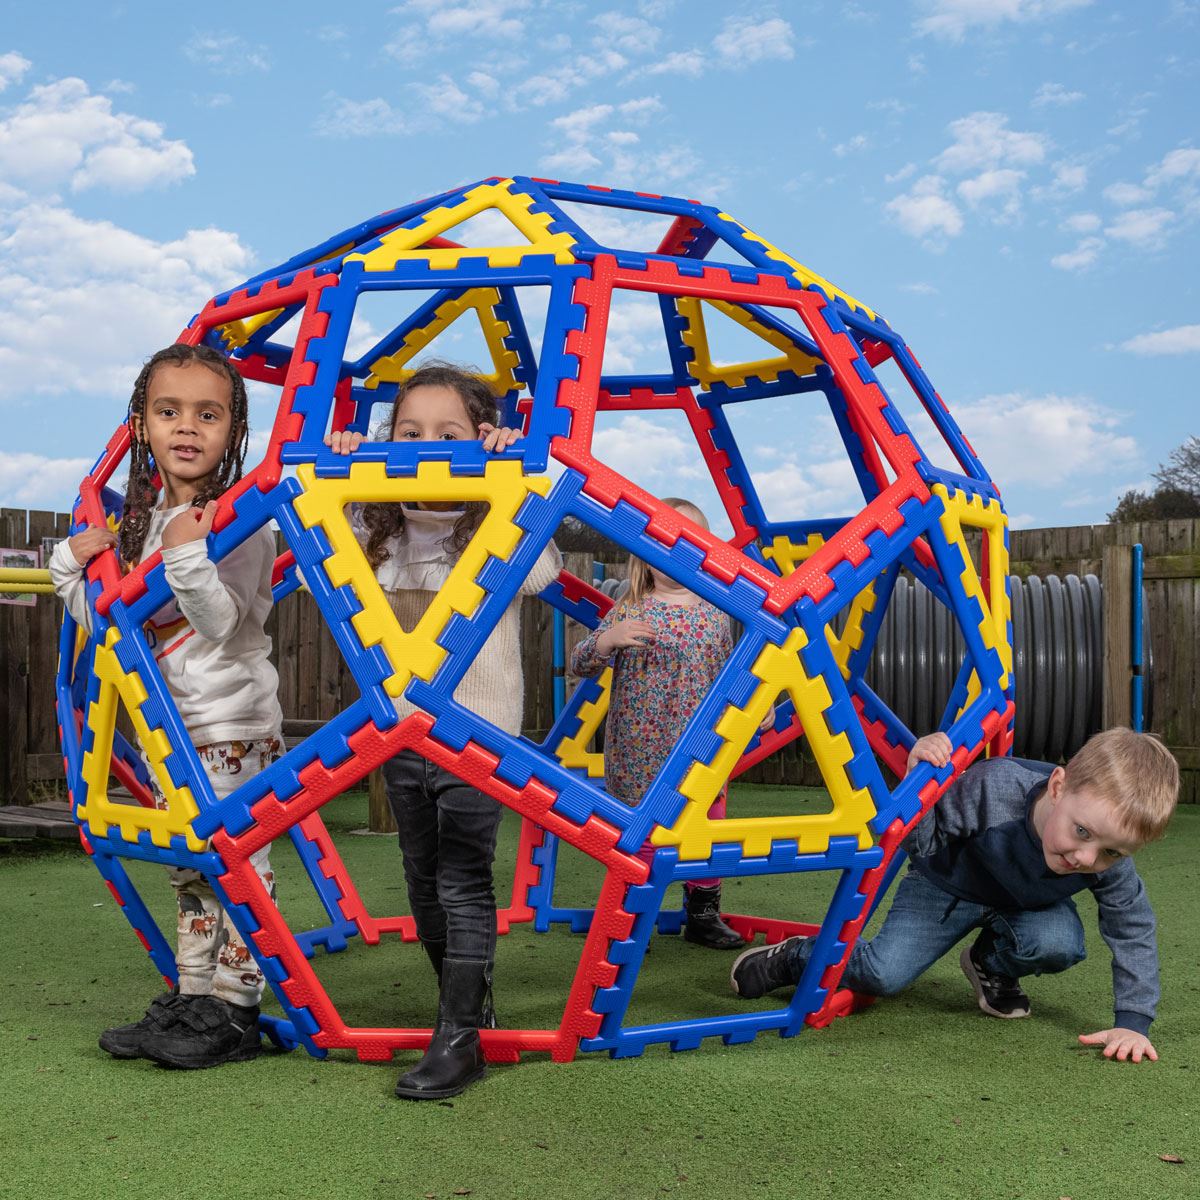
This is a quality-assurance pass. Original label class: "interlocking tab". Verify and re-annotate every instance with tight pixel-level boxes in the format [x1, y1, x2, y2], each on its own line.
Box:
[57, 174, 1011, 1065]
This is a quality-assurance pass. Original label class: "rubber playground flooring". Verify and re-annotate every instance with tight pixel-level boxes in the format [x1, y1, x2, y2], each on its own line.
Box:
[2, 785, 1196, 1200]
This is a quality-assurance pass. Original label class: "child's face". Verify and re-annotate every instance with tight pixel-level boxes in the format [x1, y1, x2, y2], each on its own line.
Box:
[391, 383, 477, 510]
[648, 503, 707, 593]
[391, 384, 477, 441]
[139, 362, 233, 504]
[1038, 769, 1143, 875]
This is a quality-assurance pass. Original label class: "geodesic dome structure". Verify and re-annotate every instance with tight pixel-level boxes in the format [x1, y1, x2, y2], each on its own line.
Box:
[58, 175, 1014, 1062]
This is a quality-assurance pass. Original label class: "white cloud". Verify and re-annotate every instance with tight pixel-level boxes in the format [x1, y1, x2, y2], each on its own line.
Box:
[953, 392, 1136, 485]
[184, 33, 270, 73]
[552, 103, 615, 140]
[957, 167, 1026, 220]
[1119, 324, 1200, 355]
[900, 281, 939, 295]
[466, 71, 500, 98]
[592, 11, 662, 53]
[409, 74, 484, 123]
[935, 112, 1049, 174]
[395, 0, 529, 40]
[0, 450, 93, 509]
[540, 97, 684, 191]
[0, 77, 194, 192]
[509, 48, 628, 109]
[1033, 82, 1084, 106]
[0, 52, 32, 91]
[592, 413, 706, 486]
[885, 175, 964, 241]
[600, 294, 670, 375]
[0, 197, 253, 403]
[1061, 211, 1100, 233]
[1050, 236, 1103, 270]
[1104, 181, 1152, 206]
[915, 0, 1093, 42]
[1046, 161, 1087, 194]
[646, 49, 705, 76]
[751, 456, 860, 521]
[1144, 146, 1200, 189]
[540, 144, 602, 176]
[713, 16, 796, 65]
[314, 95, 409, 137]
[834, 134, 869, 158]
[1104, 207, 1175, 248]
[885, 162, 917, 184]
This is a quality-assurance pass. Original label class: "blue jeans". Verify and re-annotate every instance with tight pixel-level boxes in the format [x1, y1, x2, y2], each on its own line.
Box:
[381, 749, 503, 964]
[792, 868, 1087, 994]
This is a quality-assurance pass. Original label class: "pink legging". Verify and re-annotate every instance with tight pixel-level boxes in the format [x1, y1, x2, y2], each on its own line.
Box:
[636, 792, 726, 889]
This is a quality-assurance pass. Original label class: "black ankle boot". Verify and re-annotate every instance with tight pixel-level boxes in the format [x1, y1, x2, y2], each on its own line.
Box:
[395, 959, 489, 1100]
[683, 884, 744, 950]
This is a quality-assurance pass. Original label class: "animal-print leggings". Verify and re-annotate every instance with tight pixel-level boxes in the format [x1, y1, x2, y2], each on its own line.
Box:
[153, 735, 283, 1008]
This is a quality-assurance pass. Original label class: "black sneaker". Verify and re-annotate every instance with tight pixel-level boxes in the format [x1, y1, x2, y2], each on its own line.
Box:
[98, 991, 186, 1059]
[730, 937, 803, 999]
[960, 940, 1031, 1019]
[141, 996, 261, 1069]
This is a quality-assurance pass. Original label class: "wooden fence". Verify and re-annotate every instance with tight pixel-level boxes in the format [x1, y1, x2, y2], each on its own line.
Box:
[2, 510, 1196, 804]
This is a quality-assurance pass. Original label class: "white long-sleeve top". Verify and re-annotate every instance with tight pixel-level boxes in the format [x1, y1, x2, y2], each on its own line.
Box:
[357, 504, 562, 734]
[50, 504, 283, 748]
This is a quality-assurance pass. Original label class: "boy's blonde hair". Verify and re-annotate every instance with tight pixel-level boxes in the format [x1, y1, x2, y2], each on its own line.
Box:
[1063, 728, 1179, 844]
[626, 498, 707, 604]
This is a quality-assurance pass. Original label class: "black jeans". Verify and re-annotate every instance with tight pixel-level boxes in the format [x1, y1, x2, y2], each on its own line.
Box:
[381, 749, 502, 964]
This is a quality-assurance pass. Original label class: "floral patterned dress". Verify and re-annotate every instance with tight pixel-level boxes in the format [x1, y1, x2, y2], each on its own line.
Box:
[571, 593, 733, 806]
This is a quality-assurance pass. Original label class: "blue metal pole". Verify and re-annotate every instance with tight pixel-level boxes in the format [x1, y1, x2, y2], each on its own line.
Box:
[1130, 543, 1144, 732]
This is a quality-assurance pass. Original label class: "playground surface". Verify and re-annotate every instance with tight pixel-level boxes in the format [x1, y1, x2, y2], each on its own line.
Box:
[2, 784, 1195, 1200]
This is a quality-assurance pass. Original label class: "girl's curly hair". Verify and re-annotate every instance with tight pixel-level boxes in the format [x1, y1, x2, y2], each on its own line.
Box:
[358, 362, 498, 570]
[119, 343, 250, 565]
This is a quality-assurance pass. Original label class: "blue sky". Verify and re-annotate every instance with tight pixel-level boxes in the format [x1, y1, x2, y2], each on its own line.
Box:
[1, 0, 1197, 531]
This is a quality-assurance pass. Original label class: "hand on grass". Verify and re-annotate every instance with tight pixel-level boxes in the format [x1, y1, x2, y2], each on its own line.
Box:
[906, 732, 953, 775]
[1078, 1027, 1158, 1063]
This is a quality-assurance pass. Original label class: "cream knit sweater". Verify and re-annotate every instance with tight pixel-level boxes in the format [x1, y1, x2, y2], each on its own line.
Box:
[363, 505, 562, 735]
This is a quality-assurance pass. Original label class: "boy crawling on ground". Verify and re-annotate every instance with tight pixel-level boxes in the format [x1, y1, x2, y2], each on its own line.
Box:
[731, 728, 1179, 1062]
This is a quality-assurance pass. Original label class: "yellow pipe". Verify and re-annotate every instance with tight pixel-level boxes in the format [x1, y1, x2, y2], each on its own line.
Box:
[0, 567, 52, 585]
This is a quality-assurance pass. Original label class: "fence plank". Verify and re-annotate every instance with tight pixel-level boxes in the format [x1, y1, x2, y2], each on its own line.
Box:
[1102, 544, 1133, 730]
[0, 508, 30, 802]
[26, 511, 61, 768]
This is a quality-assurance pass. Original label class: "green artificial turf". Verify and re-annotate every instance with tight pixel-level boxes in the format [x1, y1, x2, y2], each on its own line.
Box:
[2, 786, 1196, 1200]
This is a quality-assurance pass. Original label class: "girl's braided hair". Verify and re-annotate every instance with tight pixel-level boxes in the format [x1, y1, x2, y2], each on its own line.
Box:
[359, 362, 498, 569]
[119, 343, 250, 565]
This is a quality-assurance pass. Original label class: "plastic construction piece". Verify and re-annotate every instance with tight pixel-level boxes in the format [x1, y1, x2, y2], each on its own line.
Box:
[59, 175, 1012, 1067]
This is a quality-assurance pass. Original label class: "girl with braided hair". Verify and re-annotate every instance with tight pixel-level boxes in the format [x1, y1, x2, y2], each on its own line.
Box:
[50, 343, 284, 1070]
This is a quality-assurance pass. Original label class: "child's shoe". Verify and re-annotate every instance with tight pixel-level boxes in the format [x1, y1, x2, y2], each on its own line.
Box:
[730, 937, 804, 998]
[960, 938, 1031, 1018]
[140, 995, 262, 1069]
[98, 990, 186, 1059]
[683, 884, 744, 950]
[395, 959, 489, 1100]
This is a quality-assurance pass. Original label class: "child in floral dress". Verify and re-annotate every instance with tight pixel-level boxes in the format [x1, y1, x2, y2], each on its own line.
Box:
[570, 498, 749, 949]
